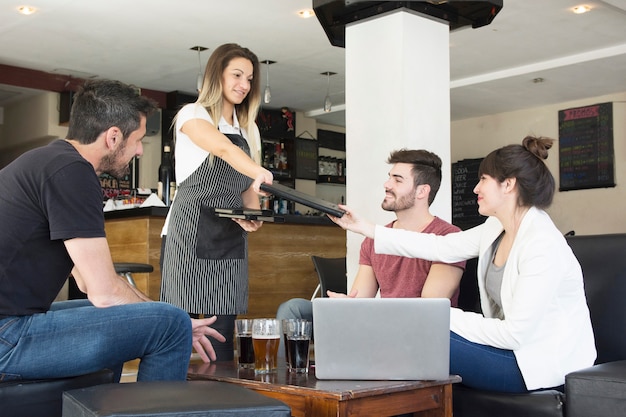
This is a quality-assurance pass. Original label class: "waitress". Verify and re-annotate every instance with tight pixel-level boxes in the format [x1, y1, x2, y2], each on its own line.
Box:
[160, 43, 272, 361]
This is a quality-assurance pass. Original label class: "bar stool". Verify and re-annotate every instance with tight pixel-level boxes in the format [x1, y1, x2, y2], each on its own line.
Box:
[113, 263, 154, 287]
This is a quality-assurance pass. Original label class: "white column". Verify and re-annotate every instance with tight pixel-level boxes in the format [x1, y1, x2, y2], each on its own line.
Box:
[344, 10, 451, 287]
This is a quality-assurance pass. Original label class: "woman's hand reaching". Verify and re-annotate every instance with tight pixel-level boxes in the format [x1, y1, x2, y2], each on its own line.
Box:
[328, 205, 376, 239]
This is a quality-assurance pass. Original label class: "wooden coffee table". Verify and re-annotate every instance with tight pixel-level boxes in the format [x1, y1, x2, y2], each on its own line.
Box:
[188, 361, 460, 417]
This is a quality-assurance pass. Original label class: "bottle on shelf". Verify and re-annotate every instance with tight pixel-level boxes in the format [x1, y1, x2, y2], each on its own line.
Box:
[263, 145, 272, 169]
[279, 142, 288, 170]
[158, 144, 174, 206]
[273, 143, 282, 170]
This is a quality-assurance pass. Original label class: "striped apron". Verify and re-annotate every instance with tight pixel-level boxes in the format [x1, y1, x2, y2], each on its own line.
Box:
[160, 132, 253, 315]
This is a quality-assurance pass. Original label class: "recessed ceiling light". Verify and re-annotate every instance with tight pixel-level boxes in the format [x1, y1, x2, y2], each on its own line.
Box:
[298, 9, 315, 18]
[572, 5, 591, 14]
[17, 5, 37, 15]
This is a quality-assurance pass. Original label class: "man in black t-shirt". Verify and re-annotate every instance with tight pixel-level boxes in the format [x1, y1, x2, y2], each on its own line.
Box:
[0, 80, 224, 382]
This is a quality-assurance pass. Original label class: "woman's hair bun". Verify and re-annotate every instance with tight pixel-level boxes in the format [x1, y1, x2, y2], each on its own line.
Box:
[522, 136, 554, 160]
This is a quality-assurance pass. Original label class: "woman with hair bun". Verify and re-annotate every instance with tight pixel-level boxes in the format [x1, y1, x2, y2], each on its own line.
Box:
[330, 136, 596, 393]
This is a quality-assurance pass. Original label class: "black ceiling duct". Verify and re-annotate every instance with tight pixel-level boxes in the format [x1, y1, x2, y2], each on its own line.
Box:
[313, 0, 504, 47]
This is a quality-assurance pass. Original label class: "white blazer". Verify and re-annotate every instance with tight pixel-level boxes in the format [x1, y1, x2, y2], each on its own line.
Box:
[374, 207, 596, 390]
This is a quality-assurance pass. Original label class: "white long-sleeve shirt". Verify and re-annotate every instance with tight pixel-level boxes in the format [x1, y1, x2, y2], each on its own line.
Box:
[374, 207, 596, 390]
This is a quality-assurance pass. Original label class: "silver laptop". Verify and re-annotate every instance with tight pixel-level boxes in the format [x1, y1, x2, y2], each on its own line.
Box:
[312, 298, 450, 380]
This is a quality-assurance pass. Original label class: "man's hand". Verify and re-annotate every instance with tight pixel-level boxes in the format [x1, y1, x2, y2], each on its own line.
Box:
[190, 316, 226, 363]
[327, 288, 358, 298]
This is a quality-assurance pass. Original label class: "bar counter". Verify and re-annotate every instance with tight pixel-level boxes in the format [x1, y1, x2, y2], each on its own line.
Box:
[104, 208, 346, 317]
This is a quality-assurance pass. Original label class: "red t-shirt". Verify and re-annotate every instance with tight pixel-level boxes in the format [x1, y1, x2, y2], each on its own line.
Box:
[359, 217, 465, 306]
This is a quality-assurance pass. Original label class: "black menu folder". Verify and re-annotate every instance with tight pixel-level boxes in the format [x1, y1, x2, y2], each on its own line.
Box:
[260, 183, 345, 217]
[212, 207, 285, 223]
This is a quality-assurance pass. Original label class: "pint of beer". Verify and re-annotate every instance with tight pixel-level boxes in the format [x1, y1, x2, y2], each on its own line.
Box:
[252, 318, 280, 374]
[235, 319, 255, 369]
[286, 320, 312, 373]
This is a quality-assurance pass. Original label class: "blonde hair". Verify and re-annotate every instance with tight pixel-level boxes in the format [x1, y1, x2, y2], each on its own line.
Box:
[196, 43, 262, 162]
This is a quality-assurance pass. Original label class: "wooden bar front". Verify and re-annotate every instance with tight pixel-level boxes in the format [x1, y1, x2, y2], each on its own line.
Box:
[246, 221, 346, 318]
[105, 209, 346, 317]
[105, 213, 165, 299]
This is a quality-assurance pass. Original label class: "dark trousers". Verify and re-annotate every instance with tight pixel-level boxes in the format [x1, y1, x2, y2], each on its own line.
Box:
[162, 236, 236, 361]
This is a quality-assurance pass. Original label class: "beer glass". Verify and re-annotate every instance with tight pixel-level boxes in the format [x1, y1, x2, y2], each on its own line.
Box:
[281, 319, 298, 368]
[286, 320, 312, 373]
[252, 318, 280, 374]
[235, 319, 254, 369]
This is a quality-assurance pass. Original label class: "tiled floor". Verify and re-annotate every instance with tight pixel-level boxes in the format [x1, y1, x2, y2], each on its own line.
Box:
[120, 353, 205, 383]
[120, 359, 139, 383]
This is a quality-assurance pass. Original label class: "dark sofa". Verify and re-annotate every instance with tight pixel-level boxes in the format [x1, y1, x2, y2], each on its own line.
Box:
[453, 233, 626, 417]
[0, 369, 114, 417]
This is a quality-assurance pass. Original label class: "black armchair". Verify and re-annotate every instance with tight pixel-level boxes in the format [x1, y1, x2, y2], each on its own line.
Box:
[310, 256, 347, 299]
[0, 369, 114, 417]
[453, 233, 626, 417]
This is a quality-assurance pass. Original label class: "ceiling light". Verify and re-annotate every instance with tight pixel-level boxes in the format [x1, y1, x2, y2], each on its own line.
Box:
[532, 77, 545, 84]
[298, 9, 315, 18]
[262, 60, 276, 104]
[572, 5, 591, 14]
[190, 46, 208, 93]
[321, 71, 336, 113]
[17, 5, 37, 15]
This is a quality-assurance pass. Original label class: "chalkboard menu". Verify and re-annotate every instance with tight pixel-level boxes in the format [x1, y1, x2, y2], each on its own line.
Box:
[452, 158, 486, 230]
[558, 102, 615, 191]
[294, 138, 319, 180]
[317, 129, 346, 151]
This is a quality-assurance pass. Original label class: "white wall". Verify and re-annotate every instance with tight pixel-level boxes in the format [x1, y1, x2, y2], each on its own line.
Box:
[451, 91, 626, 236]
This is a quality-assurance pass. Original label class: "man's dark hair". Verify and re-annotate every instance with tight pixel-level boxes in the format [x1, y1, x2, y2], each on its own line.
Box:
[66, 79, 157, 144]
[387, 149, 442, 205]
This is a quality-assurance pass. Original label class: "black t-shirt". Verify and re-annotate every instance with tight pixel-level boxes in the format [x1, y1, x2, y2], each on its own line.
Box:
[0, 140, 105, 315]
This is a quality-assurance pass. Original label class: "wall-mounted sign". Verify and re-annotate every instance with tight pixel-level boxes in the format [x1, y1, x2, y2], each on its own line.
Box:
[558, 102, 615, 191]
[452, 158, 486, 230]
[294, 138, 318, 180]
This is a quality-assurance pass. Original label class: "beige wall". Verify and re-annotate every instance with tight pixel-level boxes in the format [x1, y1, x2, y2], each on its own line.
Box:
[3, 90, 625, 236]
[0, 91, 162, 190]
[451, 91, 626, 236]
[0, 92, 65, 168]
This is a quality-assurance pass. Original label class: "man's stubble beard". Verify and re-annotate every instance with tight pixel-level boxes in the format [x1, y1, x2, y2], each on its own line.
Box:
[100, 144, 130, 179]
[381, 188, 416, 212]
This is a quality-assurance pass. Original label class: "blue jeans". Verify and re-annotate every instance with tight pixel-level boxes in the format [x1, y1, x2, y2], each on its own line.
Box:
[451, 331, 527, 392]
[0, 300, 192, 382]
[276, 298, 313, 358]
[276, 298, 313, 322]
